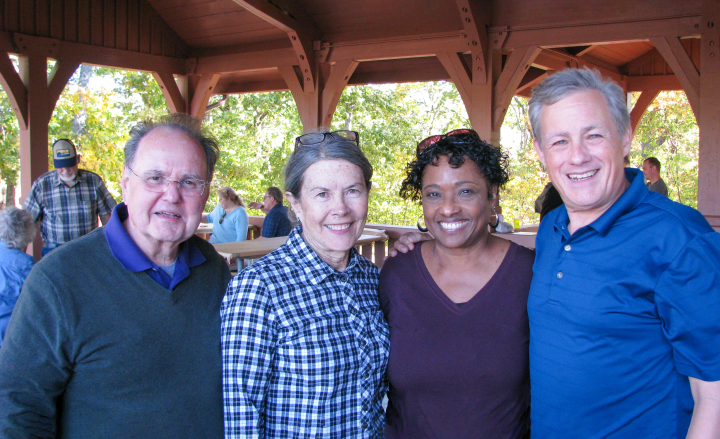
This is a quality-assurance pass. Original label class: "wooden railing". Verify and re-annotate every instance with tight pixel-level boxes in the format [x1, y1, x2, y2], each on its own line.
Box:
[225, 217, 537, 268]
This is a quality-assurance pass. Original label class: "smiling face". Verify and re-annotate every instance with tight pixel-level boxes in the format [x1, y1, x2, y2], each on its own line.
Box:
[421, 155, 494, 251]
[287, 159, 369, 271]
[57, 155, 80, 184]
[121, 127, 209, 262]
[533, 90, 631, 230]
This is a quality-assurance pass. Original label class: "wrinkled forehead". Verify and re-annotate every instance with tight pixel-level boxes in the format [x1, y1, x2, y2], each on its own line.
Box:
[134, 127, 206, 171]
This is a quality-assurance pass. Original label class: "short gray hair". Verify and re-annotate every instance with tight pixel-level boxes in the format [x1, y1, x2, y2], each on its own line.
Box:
[0, 207, 36, 250]
[124, 113, 220, 182]
[529, 68, 630, 145]
[284, 133, 373, 198]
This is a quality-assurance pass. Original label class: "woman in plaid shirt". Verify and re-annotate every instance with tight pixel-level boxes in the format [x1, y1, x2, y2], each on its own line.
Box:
[221, 130, 389, 439]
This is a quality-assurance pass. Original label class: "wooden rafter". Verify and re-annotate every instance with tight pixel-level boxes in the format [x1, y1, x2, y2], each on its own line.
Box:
[493, 46, 541, 132]
[189, 74, 221, 119]
[650, 36, 700, 113]
[532, 48, 623, 83]
[232, 0, 320, 92]
[320, 60, 359, 128]
[492, 16, 701, 49]
[455, 0, 491, 84]
[153, 71, 186, 114]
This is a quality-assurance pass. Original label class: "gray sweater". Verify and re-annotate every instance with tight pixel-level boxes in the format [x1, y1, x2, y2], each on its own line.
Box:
[0, 228, 231, 438]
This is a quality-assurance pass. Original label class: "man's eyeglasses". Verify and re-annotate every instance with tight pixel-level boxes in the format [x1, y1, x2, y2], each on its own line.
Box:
[416, 129, 479, 154]
[127, 166, 207, 197]
[295, 130, 359, 149]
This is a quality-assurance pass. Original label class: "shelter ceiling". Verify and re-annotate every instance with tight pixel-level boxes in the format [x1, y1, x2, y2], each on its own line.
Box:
[1, 0, 706, 95]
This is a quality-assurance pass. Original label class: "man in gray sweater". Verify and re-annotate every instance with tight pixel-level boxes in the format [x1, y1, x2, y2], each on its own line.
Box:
[0, 114, 231, 438]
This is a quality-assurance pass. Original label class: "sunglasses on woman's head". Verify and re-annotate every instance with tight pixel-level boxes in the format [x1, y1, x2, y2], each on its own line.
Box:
[295, 130, 359, 149]
[416, 129, 479, 154]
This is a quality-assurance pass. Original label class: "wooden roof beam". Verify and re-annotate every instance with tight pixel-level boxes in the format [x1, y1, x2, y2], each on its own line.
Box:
[532, 48, 624, 83]
[8, 32, 186, 74]
[232, 0, 320, 92]
[323, 33, 466, 63]
[492, 16, 701, 49]
[650, 36, 700, 113]
[455, 0, 491, 84]
[493, 46, 541, 132]
[626, 74, 681, 91]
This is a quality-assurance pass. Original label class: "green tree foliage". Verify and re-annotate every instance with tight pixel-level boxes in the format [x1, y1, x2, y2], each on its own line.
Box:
[500, 97, 545, 225]
[630, 91, 698, 207]
[0, 88, 20, 206]
[0, 66, 700, 226]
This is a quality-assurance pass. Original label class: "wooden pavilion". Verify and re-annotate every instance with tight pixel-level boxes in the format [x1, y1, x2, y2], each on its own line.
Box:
[2, 0, 719, 258]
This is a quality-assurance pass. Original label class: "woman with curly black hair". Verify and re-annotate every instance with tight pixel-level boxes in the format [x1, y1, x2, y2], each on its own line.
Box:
[378, 129, 534, 438]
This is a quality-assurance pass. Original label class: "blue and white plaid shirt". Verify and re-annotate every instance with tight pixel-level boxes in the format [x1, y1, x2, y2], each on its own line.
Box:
[221, 226, 389, 438]
[23, 169, 116, 245]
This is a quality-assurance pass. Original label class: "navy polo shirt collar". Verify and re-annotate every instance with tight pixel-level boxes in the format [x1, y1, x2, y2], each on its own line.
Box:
[553, 168, 648, 238]
[105, 202, 206, 290]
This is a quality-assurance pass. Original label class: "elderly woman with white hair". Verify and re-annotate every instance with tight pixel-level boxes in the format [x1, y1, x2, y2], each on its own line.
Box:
[221, 130, 389, 438]
[0, 207, 36, 347]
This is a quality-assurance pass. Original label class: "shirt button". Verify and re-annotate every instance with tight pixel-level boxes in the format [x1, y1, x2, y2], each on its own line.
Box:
[359, 339, 366, 346]
[557, 272, 563, 279]
[362, 372, 369, 379]
[362, 422, 368, 429]
[564, 244, 571, 251]
[363, 402, 369, 411]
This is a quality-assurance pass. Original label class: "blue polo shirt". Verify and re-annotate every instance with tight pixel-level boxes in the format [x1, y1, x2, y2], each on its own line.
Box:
[528, 168, 720, 439]
[104, 203, 206, 290]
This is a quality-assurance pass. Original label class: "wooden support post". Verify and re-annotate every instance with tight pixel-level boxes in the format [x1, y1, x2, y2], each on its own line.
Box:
[280, 60, 359, 131]
[4, 52, 79, 258]
[698, 0, 720, 230]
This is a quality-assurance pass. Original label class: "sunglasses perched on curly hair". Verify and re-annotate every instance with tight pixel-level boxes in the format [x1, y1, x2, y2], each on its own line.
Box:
[294, 130, 359, 149]
[416, 129, 480, 154]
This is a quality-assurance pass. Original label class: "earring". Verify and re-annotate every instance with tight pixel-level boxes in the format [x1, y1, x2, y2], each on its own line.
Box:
[489, 206, 500, 229]
[417, 213, 428, 233]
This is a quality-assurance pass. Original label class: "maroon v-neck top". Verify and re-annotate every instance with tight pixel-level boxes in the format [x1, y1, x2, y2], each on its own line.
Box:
[378, 241, 534, 439]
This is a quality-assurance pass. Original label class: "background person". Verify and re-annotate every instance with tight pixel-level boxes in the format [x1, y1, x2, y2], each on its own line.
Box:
[642, 156, 669, 197]
[0, 207, 36, 347]
[23, 139, 117, 256]
[221, 130, 389, 438]
[202, 187, 249, 243]
[379, 129, 532, 438]
[248, 186, 292, 237]
[0, 114, 231, 438]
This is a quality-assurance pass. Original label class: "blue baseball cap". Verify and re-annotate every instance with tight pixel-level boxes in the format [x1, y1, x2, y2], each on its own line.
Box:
[52, 139, 78, 168]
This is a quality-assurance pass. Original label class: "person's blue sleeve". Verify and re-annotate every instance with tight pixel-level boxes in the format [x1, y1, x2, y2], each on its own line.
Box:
[655, 231, 720, 381]
[235, 207, 249, 242]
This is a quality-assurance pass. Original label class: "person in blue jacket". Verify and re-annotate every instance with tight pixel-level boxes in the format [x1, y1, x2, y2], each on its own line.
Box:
[0, 206, 36, 347]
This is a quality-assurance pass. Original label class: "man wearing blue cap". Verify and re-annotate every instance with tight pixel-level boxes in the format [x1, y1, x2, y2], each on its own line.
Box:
[23, 139, 117, 256]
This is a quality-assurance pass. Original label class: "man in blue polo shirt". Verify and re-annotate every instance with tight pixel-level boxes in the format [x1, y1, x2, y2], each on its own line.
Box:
[0, 115, 231, 438]
[528, 68, 720, 438]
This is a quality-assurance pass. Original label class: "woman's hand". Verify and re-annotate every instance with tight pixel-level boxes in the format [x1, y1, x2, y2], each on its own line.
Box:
[388, 231, 432, 257]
